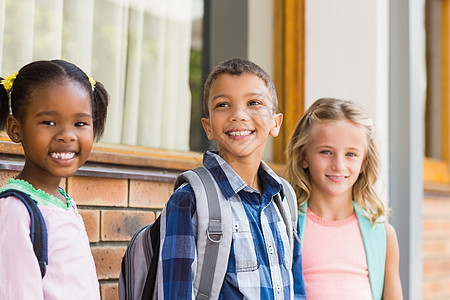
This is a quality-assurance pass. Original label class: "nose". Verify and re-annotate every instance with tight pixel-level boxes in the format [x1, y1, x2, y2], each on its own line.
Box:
[331, 155, 345, 171]
[56, 126, 76, 143]
[229, 105, 249, 122]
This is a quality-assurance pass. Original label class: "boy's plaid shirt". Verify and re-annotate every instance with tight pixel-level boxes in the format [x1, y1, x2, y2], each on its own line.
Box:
[158, 151, 306, 299]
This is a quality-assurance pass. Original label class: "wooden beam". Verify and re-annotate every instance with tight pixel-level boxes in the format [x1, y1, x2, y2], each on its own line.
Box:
[273, 0, 305, 163]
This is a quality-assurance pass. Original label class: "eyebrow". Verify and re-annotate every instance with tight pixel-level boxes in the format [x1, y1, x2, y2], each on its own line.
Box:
[35, 111, 92, 118]
[210, 94, 230, 102]
[316, 145, 364, 152]
[211, 91, 270, 102]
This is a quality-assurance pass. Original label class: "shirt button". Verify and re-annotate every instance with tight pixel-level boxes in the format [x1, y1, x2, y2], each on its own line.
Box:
[276, 284, 281, 292]
[234, 223, 239, 231]
[268, 246, 274, 254]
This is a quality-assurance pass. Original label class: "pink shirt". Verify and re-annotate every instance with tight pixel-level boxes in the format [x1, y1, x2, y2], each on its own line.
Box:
[302, 208, 372, 299]
[0, 180, 100, 300]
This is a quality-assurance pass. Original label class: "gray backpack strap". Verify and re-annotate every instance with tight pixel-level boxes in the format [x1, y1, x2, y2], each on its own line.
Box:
[279, 178, 301, 245]
[175, 166, 232, 300]
[192, 167, 223, 300]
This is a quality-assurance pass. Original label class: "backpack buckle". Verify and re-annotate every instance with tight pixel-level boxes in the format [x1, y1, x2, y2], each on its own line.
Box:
[206, 229, 223, 243]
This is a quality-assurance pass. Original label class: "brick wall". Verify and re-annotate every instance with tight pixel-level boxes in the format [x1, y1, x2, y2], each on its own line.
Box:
[3, 164, 450, 299]
[423, 185, 450, 300]
[71, 175, 176, 300]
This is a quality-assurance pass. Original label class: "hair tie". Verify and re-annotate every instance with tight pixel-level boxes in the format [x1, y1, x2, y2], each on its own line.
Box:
[87, 74, 96, 91]
[1, 72, 18, 94]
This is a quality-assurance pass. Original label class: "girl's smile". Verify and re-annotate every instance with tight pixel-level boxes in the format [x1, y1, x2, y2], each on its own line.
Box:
[7, 80, 93, 193]
[326, 175, 348, 182]
[302, 119, 367, 203]
[49, 151, 76, 160]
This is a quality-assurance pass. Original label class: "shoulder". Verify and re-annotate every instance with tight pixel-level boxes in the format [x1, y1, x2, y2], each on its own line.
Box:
[0, 195, 31, 220]
[0, 196, 32, 237]
[384, 222, 399, 250]
[384, 222, 400, 266]
[166, 182, 196, 211]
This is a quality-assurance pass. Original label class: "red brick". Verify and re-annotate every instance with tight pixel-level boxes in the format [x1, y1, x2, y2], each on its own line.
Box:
[101, 210, 155, 241]
[67, 176, 128, 207]
[129, 179, 173, 209]
[0, 170, 67, 193]
[100, 282, 119, 300]
[423, 219, 450, 239]
[422, 195, 450, 300]
[91, 246, 126, 280]
[423, 240, 449, 257]
[423, 259, 450, 278]
[0, 170, 19, 186]
[423, 197, 450, 218]
[79, 209, 100, 242]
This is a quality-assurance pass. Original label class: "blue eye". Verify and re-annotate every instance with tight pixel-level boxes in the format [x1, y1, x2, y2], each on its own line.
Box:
[249, 100, 261, 106]
[320, 150, 331, 155]
[346, 152, 357, 157]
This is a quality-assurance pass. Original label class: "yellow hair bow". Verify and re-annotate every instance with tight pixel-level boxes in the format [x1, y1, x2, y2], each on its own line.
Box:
[1, 72, 18, 93]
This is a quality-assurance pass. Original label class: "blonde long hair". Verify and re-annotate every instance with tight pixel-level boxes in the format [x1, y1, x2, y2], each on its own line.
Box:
[285, 98, 385, 224]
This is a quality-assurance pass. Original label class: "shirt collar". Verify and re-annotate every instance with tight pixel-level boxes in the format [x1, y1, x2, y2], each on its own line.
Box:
[203, 151, 284, 200]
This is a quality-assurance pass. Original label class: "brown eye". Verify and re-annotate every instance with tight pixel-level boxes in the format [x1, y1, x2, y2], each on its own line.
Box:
[43, 121, 55, 126]
[215, 102, 229, 108]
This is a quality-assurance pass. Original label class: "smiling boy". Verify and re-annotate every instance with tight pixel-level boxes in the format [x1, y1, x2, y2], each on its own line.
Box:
[158, 58, 306, 299]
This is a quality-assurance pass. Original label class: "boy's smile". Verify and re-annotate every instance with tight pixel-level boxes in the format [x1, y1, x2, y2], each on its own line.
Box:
[201, 73, 282, 164]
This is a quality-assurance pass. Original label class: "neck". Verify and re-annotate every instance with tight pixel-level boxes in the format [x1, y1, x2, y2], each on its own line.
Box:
[15, 173, 65, 203]
[225, 156, 262, 192]
[308, 193, 354, 221]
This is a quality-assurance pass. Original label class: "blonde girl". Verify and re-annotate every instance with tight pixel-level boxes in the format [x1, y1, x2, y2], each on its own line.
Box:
[285, 98, 402, 299]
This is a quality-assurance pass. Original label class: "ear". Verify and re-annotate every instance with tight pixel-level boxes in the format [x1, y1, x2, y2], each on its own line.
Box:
[201, 117, 215, 141]
[301, 157, 309, 169]
[269, 113, 283, 137]
[6, 115, 21, 143]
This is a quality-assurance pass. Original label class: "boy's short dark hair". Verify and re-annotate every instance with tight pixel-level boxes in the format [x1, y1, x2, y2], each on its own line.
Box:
[203, 58, 278, 118]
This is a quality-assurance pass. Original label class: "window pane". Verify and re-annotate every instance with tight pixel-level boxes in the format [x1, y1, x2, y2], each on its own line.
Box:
[0, 0, 204, 153]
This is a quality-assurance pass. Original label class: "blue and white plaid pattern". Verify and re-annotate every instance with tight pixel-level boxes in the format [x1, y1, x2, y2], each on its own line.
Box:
[159, 151, 306, 299]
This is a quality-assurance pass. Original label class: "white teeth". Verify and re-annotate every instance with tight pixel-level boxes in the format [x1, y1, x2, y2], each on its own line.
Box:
[50, 152, 75, 160]
[328, 175, 346, 180]
[229, 130, 252, 136]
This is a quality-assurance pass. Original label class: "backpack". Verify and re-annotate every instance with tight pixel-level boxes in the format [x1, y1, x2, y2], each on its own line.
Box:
[118, 166, 298, 300]
[0, 189, 48, 278]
